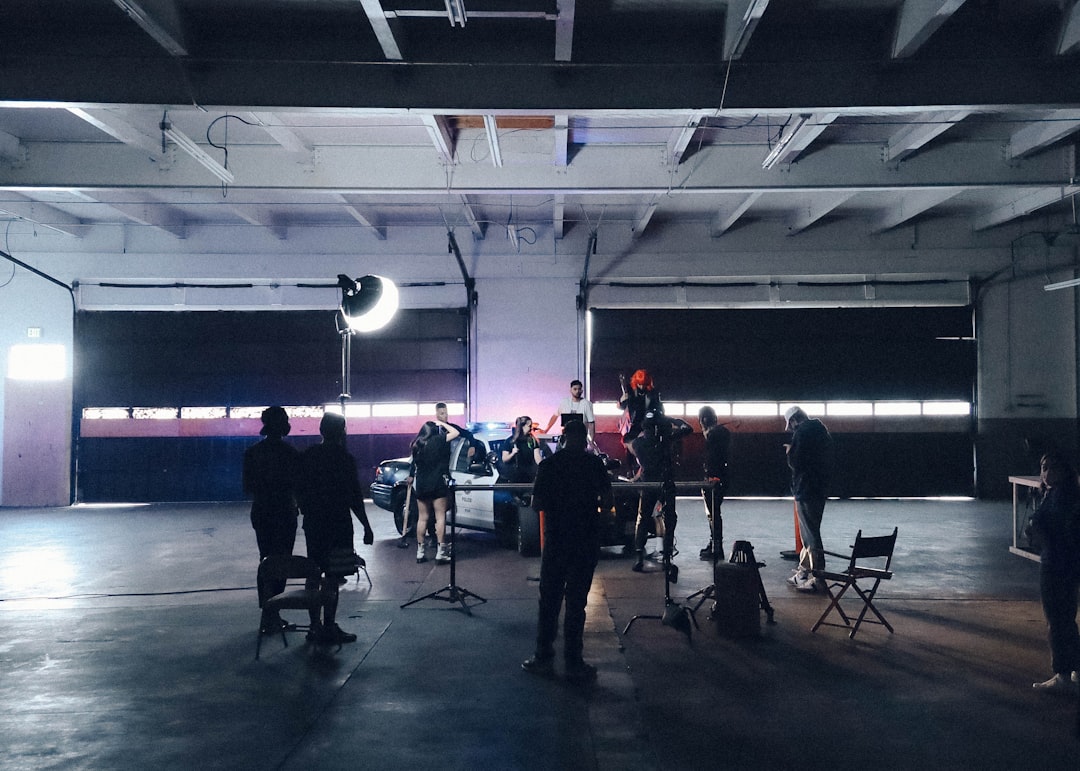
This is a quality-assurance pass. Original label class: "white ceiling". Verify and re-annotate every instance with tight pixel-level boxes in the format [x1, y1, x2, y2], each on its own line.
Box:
[0, 0, 1078, 249]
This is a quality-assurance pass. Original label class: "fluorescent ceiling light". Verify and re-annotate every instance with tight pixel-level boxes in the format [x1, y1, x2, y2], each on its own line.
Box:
[762, 114, 809, 169]
[445, 0, 467, 27]
[160, 118, 234, 184]
[1044, 276, 1080, 291]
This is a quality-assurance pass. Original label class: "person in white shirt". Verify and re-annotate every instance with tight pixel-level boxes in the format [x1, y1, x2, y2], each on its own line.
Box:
[543, 379, 596, 442]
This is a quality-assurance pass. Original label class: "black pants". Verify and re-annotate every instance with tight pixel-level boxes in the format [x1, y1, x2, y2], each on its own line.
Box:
[254, 515, 297, 597]
[535, 536, 599, 663]
[702, 485, 725, 558]
[1040, 564, 1080, 675]
[633, 489, 677, 557]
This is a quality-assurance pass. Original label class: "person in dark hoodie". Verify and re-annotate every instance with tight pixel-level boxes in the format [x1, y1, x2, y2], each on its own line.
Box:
[782, 406, 833, 594]
[1029, 449, 1080, 691]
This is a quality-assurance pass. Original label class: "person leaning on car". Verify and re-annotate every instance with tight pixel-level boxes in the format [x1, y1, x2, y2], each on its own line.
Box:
[522, 419, 613, 683]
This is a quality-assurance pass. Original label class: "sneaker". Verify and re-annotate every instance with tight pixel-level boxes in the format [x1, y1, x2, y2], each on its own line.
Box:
[631, 560, 645, 573]
[521, 656, 555, 677]
[435, 543, 452, 564]
[698, 544, 714, 561]
[329, 623, 357, 644]
[564, 661, 598, 684]
[794, 577, 826, 593]
[306, 622, 324, 642]
[1033, 673, 1073, 691]
[397, 535, 410, 549]
[416, 544, 427, 564]
[786, 569, 810, 587]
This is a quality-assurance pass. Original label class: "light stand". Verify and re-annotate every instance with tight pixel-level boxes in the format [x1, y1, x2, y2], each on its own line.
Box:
[401, 478, 488, 614]
[623, 481, 699, 643]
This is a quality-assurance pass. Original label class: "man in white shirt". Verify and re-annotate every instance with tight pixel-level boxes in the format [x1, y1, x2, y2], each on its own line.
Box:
[543, 379, 596, 441]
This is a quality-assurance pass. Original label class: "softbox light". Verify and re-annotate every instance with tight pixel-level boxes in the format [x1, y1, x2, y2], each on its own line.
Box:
[338, 274, 399, 332]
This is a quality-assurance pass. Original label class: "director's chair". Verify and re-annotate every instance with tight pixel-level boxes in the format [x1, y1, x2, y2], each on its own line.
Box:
[811, 527, 898, 639]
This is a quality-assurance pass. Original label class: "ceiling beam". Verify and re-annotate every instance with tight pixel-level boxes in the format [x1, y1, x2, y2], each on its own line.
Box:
[0, 193, 88, 238]
[2, 140, 1069, 200]
[973, 185, 1080, 231]
[666, 112, 711, 169]
[358, 0, 404, 61]
[553, 115, 569, 167]
[554, 0, 576, 62]
[553, 194, 566, 239]
[5, 55, 1080, 112]
[92, 191, 187, 239]
[458, 195, 485, 239]
[762, 113, 837, 168]
[228, 205, 287, 240]
[787, 190, 857, 234]
[245, 112, 313, 154]
[711, 192, 762, 237]
[884, 109, 972, 162]
[724, 0, 770, 60]
[892, 0, 968, 59]
[631, 201, 658, 238]
[0, 129, 21, 163]
[111, 0, 188, 57]
[870, 188, 962, 232]
[420, 115, 456, 164]
[1059, 0, 1080, 55]
[1005, 110, 1080, 160]
[483, 115, 503, 167]
[67, 107, 160, 155]
[336, 194, 387, 240]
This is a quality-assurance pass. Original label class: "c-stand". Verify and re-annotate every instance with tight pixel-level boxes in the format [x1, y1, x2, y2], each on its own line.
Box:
[623, 480, 699, 643]
[401, 478, 487, 614]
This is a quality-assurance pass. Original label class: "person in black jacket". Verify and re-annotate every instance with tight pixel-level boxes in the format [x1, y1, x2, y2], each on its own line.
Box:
[243, 406, 300, 633]
[296, 412, 374, 645]
[1030, 450, 1080, 691]
[522, 419, 613, 683]
[697, 406, 731, 562]
[783, 406, 833, 593]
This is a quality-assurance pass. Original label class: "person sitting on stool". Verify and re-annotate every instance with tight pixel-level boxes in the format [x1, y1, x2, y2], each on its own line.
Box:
[522, 419, 613, 684]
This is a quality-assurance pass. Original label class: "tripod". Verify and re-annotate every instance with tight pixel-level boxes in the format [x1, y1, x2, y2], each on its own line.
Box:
[401, 479, 487, 614]
[623, 486, 699, 642]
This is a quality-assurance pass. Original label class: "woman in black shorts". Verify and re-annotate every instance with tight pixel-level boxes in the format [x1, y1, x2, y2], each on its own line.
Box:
[410, 419, 460, 564]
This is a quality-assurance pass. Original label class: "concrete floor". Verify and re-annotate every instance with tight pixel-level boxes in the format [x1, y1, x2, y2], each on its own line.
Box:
[1, 496, 1077, 770]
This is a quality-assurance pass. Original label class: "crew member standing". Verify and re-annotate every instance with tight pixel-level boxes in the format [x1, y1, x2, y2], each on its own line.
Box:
[522, 420, 613, 684]
[543, 379, 596, 443]
[296, 412, 375, 644]
[783, 406, 833, 593]
[697, 406, 731, 562]
[243, 406, 300, 633]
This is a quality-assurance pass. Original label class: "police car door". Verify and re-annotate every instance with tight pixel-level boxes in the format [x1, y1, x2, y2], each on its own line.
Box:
[450, 436, 494, 529]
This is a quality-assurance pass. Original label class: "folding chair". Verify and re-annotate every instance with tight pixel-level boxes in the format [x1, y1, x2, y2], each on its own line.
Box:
[325, 548, 372, 588]
[811, 527, 898, 639]
[255, 554, 323, 660]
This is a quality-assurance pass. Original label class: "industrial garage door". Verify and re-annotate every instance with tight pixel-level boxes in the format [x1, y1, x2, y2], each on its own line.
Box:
[589, 306, 975, 497]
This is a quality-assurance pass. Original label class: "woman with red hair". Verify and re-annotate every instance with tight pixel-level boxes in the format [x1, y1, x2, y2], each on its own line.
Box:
[617, 369, 663, 474]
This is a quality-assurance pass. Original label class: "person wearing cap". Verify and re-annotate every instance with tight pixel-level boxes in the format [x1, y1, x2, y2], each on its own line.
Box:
[522, 419, 613, 684]
[296, 412, 375, 645]
[783, 406, 833, 593]
[243, 406, 301, 632]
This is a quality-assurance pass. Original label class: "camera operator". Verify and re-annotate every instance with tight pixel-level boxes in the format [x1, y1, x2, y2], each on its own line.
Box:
[630, 412, 692, 583]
